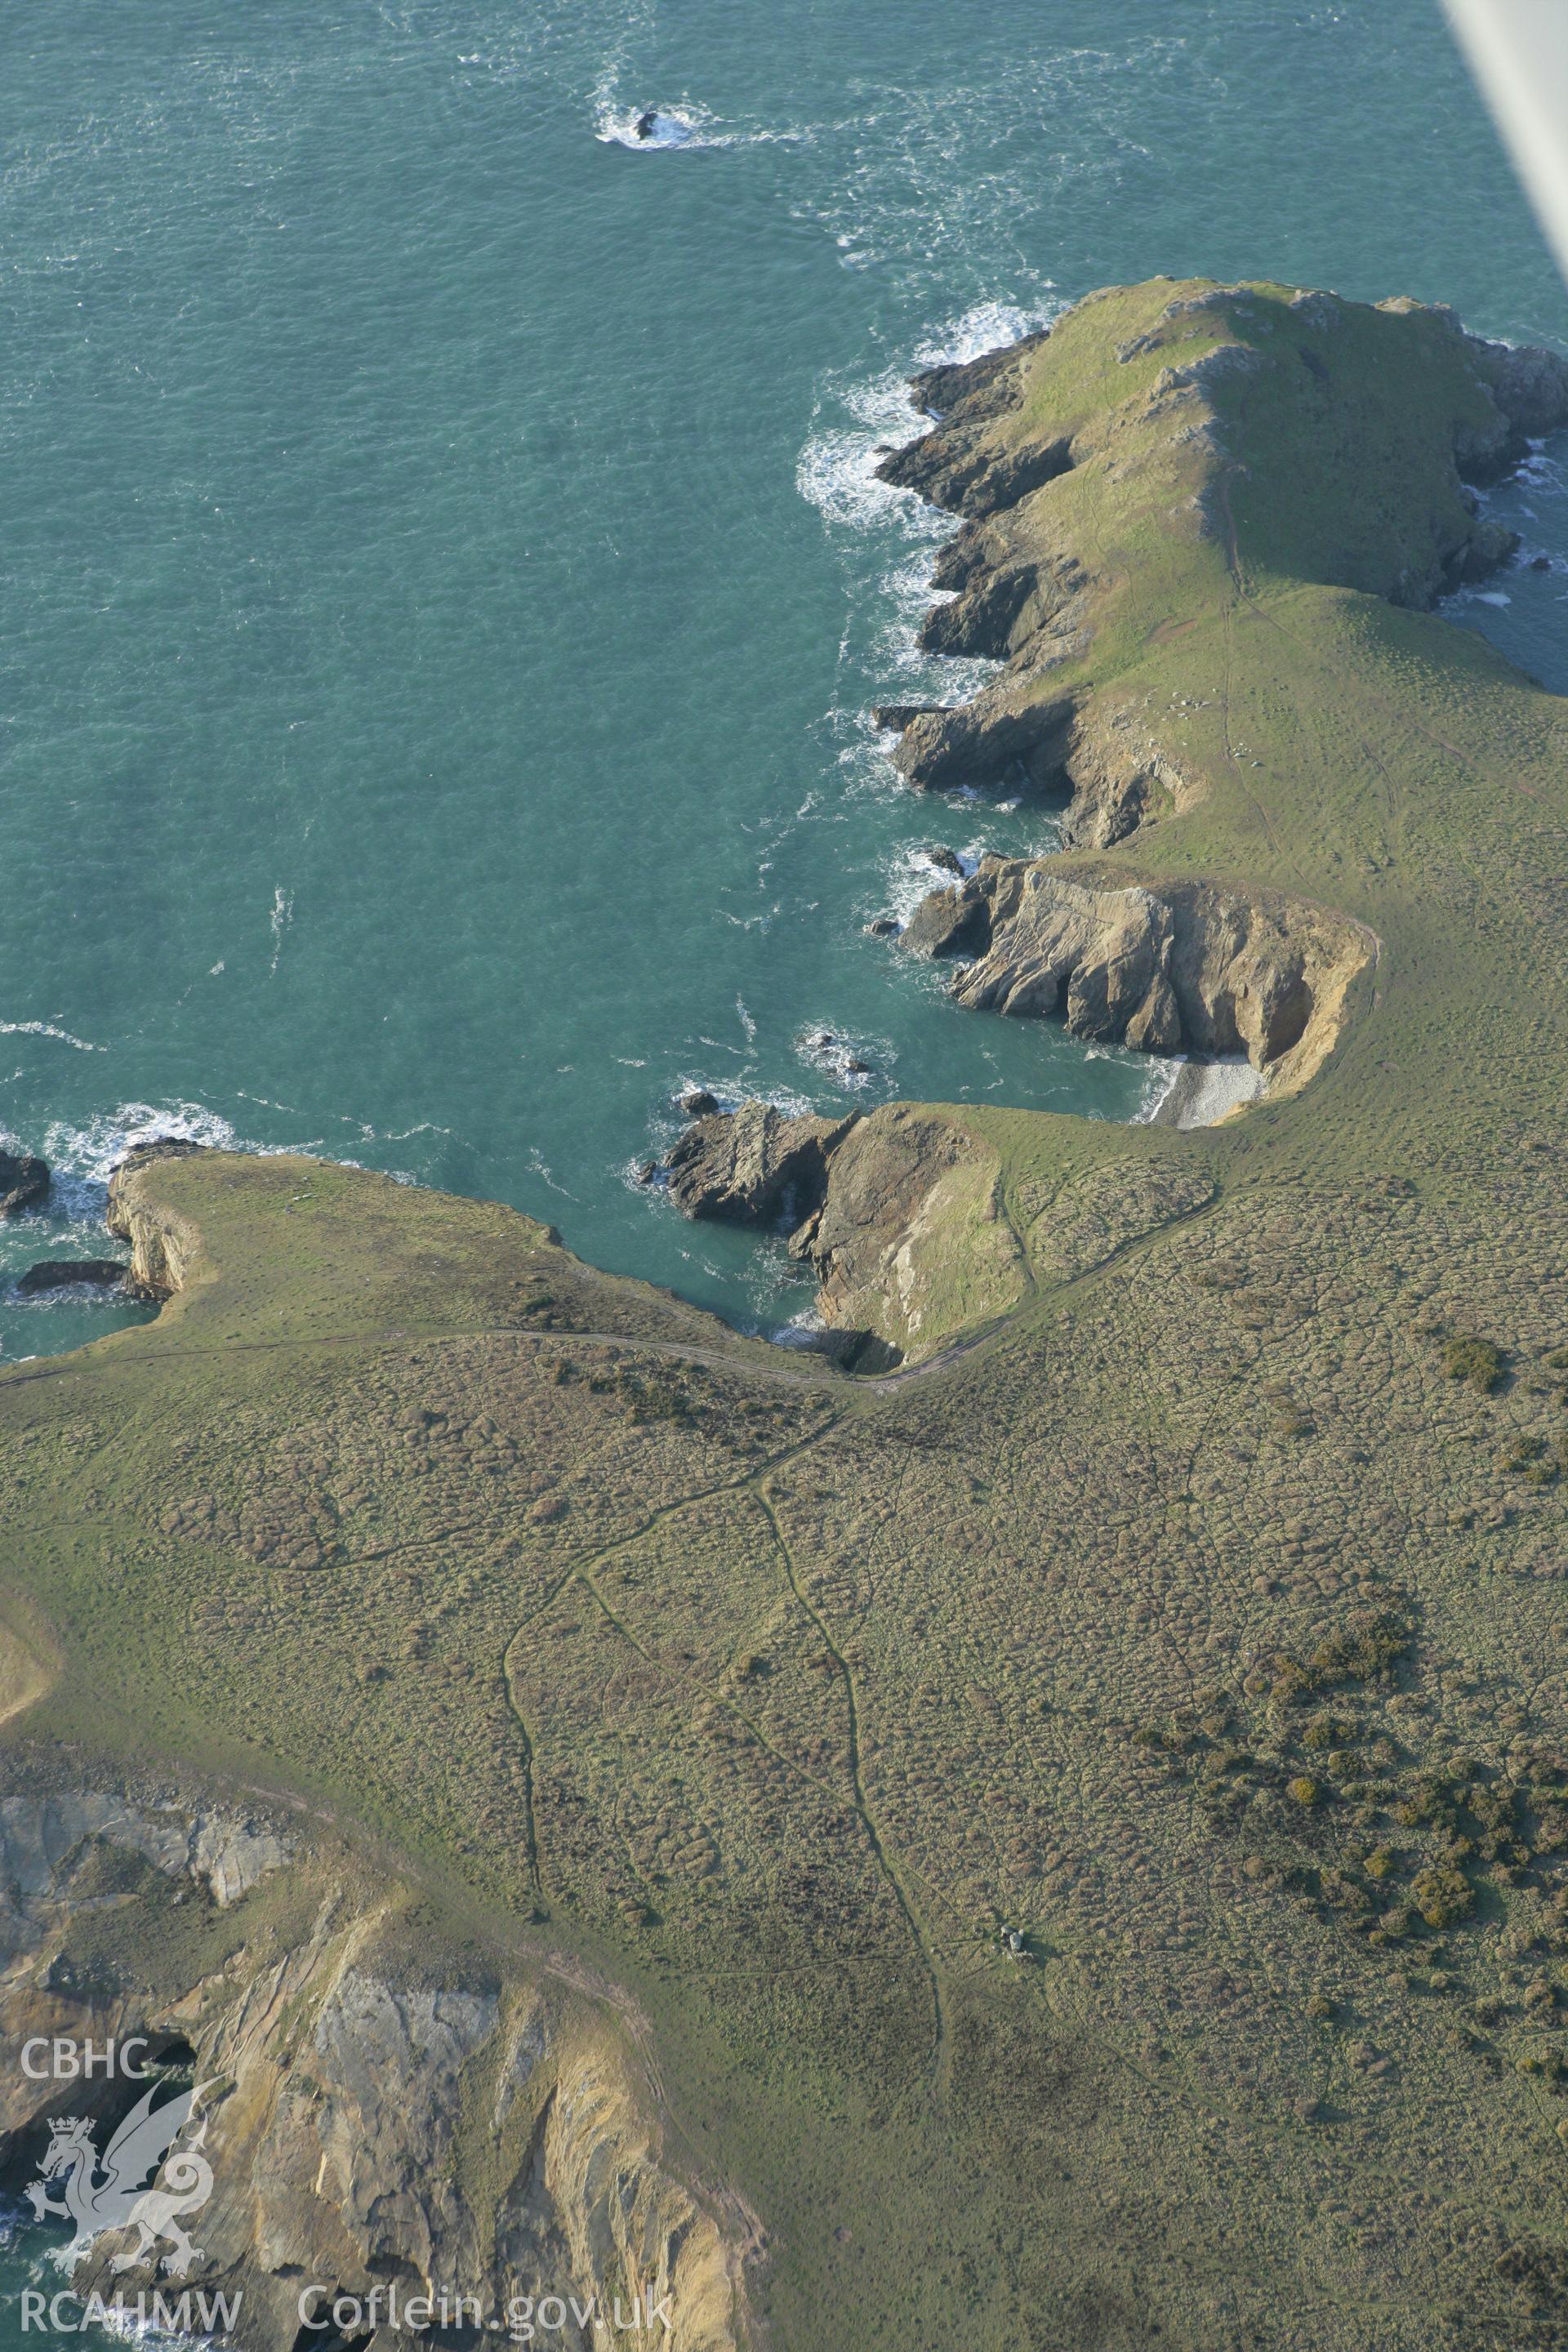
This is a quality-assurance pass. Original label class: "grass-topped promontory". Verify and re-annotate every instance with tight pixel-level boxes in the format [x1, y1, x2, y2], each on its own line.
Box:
[7, 280, 1568, 2350]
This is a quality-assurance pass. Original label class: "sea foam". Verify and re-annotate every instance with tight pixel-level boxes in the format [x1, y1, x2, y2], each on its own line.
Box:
[798, 297, 1059, 795]
[592, 87, 809, 152]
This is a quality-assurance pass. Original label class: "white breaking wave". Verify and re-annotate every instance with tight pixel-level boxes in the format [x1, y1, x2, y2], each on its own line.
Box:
[0, 1019, 102, 1053]
[797, 297, 1062, 759]
[42, 1102, 242, 1187]
[1517, 439, 1567, 493]
[596, 104, 699, 149]
[269, 885, 292, 972]
[1133, 1056, 1185, 1125]
[795, 368, 954, 538]
[792, 1022, 894, 1091]
[913, 298, 1063, 377]
[875, 840, 996, 929]
[526, 1147, 578, 1200]
[770, 1311, 830, 1348]
[39, 1105, 244, 1220]
[22, 1102, 340, 1236]
[795, 299, 1060, 537]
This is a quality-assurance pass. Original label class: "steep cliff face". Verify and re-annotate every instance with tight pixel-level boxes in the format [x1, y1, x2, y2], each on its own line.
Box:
[787, 1104, 1026, 1359]
[874, 327, 1056, 514]
[0, 1781, 752, 2352]
[903, 860, 1369, 1097]
[662, 1101, 1025, 1363]
[105, 1144, 211, 1298]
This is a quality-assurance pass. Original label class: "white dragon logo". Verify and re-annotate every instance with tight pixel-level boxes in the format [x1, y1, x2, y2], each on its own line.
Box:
[24, 2082, 216, 2275]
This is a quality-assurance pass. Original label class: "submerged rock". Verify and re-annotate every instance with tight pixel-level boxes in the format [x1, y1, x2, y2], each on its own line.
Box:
[675, 1086, 719, 1116]
[0, 1152, 48, 1219]
[15, 1258, 127, 1295]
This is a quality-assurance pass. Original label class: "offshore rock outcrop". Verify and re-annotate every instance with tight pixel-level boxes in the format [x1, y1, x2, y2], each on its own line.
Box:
[14, 1259, 127, 1295]
[0, 1773, 752, 2352]
[904, 861, 1370, 1094]
[0, 1150, 49, 1219]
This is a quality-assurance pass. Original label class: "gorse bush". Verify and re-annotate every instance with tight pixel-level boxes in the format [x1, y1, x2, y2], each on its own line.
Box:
[1443, 1333, 1506, 1392]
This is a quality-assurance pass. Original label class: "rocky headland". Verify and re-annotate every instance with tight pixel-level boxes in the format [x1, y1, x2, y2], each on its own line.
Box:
[901, 862, 1370, 1094]
[873, 283, 1568, 821]
[663, 278, 1566, 1324]
[102, 1138, 212, 1298]
[662, 1098, 1023, 1365]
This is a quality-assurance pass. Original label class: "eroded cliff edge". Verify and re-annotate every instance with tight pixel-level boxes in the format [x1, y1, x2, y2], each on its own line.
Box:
[662, 1099, 1027, 1367]
[0, 1769, 753, 2352]
[15, 1092, 1568, 2342]
[902, 863, 1370, 1097]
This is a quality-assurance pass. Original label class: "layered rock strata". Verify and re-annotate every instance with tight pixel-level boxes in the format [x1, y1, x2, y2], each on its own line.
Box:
[105, 1143, 209, 1298]
[902, 862, 1370, 1094]
[664, 1102, 854, 1229]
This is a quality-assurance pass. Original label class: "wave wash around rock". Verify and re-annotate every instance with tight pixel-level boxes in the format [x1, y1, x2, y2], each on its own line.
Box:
[7, 279, 1568, 2350]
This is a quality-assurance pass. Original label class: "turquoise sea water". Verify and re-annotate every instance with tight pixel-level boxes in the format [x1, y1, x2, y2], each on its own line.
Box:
[3, 0, 1568, 2333]
[3, 0, 1568, 1370]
